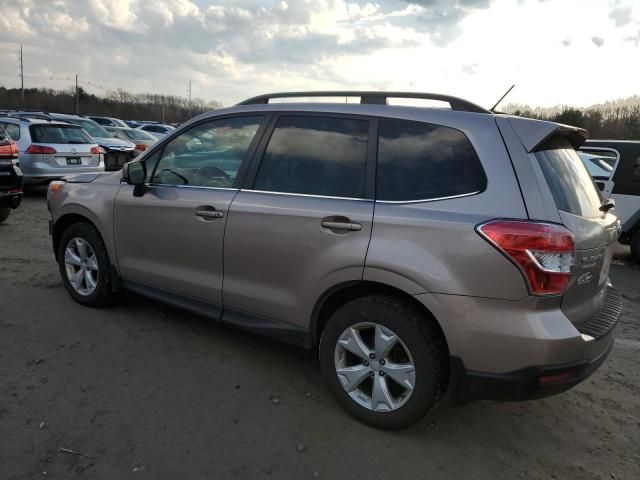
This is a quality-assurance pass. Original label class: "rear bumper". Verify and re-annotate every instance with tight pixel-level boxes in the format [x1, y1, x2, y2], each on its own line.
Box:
[448, 337, 614, 403]
[414, 286, 622, 404]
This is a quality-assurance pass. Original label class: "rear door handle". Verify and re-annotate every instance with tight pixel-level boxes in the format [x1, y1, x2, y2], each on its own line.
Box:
[195, 206, 224, 220]
[321, 220, 362, 231]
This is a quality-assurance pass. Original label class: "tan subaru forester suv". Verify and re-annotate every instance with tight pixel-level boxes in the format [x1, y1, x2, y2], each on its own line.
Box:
[47, 92, 622, 429]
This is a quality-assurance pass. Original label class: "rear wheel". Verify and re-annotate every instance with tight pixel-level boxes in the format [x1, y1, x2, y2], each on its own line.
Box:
[631, 231, 640, 264]
[319, 295, 446, 430]
[0, 207, 10, 224]
[58, 222, 113, 307]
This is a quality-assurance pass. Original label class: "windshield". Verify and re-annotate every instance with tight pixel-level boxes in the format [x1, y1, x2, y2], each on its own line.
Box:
[535, 137, 603, 218]
[71, 118, 111, 138]
[30, 125, 94, 144]
[123, 128, 156, 140]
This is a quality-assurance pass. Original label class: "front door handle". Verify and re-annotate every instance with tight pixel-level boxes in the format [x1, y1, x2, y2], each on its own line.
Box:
[321, 220, 362, 231]
[195, 206, 224, 220]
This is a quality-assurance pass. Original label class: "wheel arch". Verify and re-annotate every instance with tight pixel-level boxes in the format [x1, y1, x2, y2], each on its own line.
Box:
[310, 280, 450, 357]
[52, 212, 106, 261]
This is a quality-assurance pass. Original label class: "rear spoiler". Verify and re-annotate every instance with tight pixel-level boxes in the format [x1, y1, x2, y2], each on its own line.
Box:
[505, 116, 589, 152]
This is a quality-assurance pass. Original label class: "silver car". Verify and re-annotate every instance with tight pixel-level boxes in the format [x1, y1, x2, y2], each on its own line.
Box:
[0, 117, 104, 185]
[136, 123, 175, 139]
[105, 126, 157, 156]
[49, 114, 136, 171]
[46, 91, 622, 429]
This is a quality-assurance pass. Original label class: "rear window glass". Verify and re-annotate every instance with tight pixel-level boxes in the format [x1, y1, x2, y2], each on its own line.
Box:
[376, 118, 486, 201]
[124, 128, 155, 141]
[30, 125, 93, 144]
[535, 138, 603, 218]
[0, 122, 20, 140]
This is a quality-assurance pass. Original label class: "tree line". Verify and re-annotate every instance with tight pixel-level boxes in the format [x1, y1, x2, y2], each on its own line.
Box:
[504, 95, 640, 140]
[0, 86, 221, 123]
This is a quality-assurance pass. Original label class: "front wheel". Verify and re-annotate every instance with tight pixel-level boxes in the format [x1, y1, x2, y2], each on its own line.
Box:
[319, 296, 446, 430]
[0, 207, 11, 224]
[57, 222, 113, 307]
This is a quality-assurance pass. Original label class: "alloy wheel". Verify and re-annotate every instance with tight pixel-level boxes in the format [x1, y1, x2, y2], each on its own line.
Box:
[64, 237, 99, 296]
[334, 322, 416, 412]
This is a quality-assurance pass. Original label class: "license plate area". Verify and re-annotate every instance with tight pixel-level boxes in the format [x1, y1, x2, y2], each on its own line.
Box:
[66, 157, 81, 165]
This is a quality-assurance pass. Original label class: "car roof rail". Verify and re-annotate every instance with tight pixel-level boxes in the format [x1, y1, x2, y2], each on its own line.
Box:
[236, 91, 490, 114]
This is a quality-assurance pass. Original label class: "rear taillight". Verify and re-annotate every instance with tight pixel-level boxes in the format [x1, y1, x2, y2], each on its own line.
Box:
[135, 144, 147, 152]
[90, 146, 105, 154]
[26, 145, 57, 154]
[477, 220, 575, 296]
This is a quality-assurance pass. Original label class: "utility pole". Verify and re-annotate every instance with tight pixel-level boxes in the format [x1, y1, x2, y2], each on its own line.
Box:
[188, 80, 192, 118]
[75, 74, 79, 114]
[19, 45, 25, 108]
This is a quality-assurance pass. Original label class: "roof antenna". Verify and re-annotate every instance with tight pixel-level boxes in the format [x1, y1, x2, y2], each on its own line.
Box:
[490, 84, 515, 112]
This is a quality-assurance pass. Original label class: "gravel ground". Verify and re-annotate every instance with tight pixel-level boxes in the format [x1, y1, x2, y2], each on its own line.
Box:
[1, 192, 639, 480]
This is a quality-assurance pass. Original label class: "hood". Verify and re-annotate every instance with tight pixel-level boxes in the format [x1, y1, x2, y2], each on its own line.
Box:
[95, 137, 135, 150]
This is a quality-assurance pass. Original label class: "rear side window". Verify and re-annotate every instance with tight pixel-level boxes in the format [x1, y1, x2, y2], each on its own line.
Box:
[0, 122, 20, 140]
[254, 116, 369, 198]
[30, 125, 93, 144]
[535, 138, 603, 218]
[376, 118, 486, 201]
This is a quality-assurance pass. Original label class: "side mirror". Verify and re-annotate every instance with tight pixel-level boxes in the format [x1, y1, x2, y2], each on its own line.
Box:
[125, 161, 147, 197]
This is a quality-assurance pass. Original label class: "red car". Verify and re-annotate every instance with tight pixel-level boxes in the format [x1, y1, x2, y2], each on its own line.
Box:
[0, 126, 23, 223]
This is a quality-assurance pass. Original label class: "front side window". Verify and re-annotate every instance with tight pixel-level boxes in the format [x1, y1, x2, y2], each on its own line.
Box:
[577, 149, 617, 180]
[30, 125, 93, 144]
[253, 116, 369, 198]
[151, 116, 263, 188]
[376, 118, 486, 201]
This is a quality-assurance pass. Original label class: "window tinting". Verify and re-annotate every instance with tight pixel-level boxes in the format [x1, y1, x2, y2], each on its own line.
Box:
[633, 155, 640, 181]
[30, 125, 93, 144]
[376, 118, 486, 201]
[151, 116, 263, 188]
[536, 137, 603, 217]
[254, 116, 368, 198]
[0, 123, 20, 141]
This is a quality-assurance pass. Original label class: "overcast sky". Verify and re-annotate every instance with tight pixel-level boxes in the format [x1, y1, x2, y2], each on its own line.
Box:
[0, 0, 638, 108]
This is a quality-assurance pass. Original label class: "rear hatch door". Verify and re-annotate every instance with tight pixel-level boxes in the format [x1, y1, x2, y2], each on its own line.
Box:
[29, 124, 100, 167]
[534, 136, 620, 326]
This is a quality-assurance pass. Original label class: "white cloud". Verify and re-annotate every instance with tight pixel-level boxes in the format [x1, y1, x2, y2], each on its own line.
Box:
[0, 0, 638, 107]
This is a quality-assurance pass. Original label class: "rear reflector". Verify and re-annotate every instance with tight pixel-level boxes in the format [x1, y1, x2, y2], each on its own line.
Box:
[26, 145, 57, 154]
[477, 220, 575, 296]
[538, 368, 579, 386]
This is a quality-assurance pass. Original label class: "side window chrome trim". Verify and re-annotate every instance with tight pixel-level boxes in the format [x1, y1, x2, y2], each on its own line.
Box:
[146, 183, 240, 192]
[240, 188, 373, 202]
[375, 190, 482, 204]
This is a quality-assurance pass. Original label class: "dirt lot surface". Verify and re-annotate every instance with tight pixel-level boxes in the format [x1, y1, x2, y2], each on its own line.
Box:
[1, 193, 639, 480]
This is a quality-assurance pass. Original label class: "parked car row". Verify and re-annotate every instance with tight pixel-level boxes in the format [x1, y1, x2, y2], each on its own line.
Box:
[0, 110, 168, 185]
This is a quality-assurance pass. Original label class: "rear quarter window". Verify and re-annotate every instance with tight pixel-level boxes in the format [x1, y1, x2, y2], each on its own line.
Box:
[376, 118, 486, 201]
[535, 137, 603, 218]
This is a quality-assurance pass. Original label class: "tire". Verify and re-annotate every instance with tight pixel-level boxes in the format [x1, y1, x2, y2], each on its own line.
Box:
[319, 295, 446, 430]
[631, 231, 640, 265]
[57, 222, 113, 307]
[0, 207, 10, 224]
